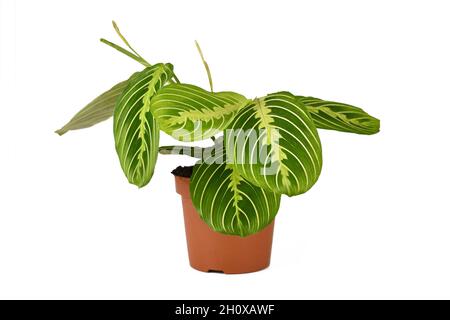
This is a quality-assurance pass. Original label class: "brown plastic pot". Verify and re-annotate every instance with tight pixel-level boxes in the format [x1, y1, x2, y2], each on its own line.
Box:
[175, 175, 274, 274]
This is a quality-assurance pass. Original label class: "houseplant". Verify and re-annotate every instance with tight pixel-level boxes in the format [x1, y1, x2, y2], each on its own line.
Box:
[56, 22, 380, 273]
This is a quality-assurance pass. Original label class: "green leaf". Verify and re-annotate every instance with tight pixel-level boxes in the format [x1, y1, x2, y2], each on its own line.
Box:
[55, 74, 136, 135]
[150, 83, 248, 141]
[190, 147, 281, 237]
[297, 96, 380, 135]
[226, 92, 322, 196]
[114, 64, 173, 187]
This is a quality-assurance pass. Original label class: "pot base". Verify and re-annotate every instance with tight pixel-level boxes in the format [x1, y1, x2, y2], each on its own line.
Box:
[175, 175, 274, 274]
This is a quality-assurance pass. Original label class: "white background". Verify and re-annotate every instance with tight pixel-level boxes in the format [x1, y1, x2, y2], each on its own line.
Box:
[1, 0, 449, 299]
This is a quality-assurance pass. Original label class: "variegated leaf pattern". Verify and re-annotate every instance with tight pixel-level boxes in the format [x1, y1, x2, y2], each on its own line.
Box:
[297, 96, 380, 135]
[190, 147, 281, 237]
[114, 64, 173, 187]
[150, 83, 248, 141]
[55, 74, 138, 135]
[226, 92, 322, 196]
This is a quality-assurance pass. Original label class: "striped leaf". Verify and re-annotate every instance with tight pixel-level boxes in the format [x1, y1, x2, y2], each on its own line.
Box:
[150, 83, 248, 141]
[225, 92, 322, 196]
[114, 64, 173, 187]
[190, 148, 281, 236]
[55, 74, 137, 135]
[297, 96, 380, 135]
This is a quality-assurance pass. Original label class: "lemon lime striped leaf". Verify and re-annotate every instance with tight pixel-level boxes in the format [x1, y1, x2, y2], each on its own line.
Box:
[225, 92, 322, 196]
[114, 63, 174, 187]
[297, 96, 380, 135]
[55, 74, 137, 135]
[150, 83, 248, 141]
[190, 149, 281, 237]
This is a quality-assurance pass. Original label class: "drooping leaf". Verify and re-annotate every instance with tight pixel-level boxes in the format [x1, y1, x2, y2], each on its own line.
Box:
[55, 74, 137, 135]
[297, 96, 380, 135]
[225, 92, 322, 196]
[114, 63, 173, 187]
[150, 83, 248, 141]
[190, 146, 281, 237]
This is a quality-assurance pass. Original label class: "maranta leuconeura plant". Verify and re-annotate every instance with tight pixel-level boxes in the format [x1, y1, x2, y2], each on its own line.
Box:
[57, 22, 380, 236]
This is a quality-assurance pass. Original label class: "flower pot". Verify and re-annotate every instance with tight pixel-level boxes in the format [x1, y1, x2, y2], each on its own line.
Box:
[174, 171, 274, 274]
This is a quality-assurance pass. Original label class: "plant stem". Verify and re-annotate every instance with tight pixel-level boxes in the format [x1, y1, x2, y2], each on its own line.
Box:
[100, 38, 150, 67]
[172, 74, 181, 84]
[100, 38, 179, 84]
[112, 21, 148, 64]
[158, 145, 206, 159]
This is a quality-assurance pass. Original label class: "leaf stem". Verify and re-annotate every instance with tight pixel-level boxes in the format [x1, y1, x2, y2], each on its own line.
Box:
[172, 74, 181, 84]
[100, 38, 179, 84]
[104, 21, 181, 83]
[100, 38, 150, 67]
[159, 145, 207, 159]
[112, 21, 149, 65]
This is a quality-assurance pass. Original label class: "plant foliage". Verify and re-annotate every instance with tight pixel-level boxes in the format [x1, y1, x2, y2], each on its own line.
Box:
[56, 22, 380, 236]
